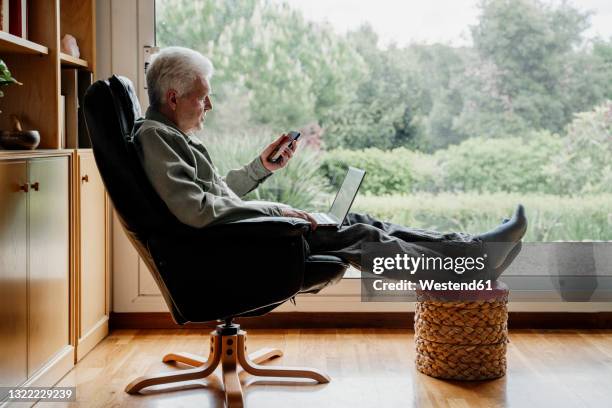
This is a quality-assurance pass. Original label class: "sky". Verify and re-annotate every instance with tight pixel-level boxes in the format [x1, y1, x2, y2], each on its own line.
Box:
[275, 0, 612, 48]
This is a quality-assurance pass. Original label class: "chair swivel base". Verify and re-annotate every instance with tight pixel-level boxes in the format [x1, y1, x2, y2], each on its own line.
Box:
[125, 322, 330, 408]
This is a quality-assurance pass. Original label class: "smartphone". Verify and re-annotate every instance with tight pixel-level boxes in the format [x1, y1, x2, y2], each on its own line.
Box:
[268, 131, 301, 163]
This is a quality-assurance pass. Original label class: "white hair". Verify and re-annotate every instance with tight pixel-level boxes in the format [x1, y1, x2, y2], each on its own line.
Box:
[146, 46, 214, 108]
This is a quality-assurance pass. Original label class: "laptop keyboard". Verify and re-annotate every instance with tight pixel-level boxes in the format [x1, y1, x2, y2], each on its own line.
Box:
[312, 213, 337, 225]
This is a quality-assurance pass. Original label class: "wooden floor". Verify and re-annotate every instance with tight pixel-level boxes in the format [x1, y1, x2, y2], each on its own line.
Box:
[37, 328, 612, 408]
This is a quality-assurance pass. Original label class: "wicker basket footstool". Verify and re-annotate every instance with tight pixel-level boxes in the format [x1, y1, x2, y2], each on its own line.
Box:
[414, 281, 509, 380]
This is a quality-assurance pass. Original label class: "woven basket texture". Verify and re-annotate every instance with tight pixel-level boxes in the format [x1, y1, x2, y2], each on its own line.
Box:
[414, 286, 509, 380]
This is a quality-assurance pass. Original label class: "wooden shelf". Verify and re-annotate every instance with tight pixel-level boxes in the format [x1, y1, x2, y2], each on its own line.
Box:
[0, 31, 48, 55]
[60, 53, 89, 69]
[0, 149, 73, 159]
[0, 0, 95, 150]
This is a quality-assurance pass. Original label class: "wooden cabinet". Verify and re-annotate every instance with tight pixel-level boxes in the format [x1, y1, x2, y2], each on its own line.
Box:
[0, 150, 110, 389]
[0, 161, 28, 389]
[0, 154, 73, 392]
[27, 157, 71, 376]
[0, 0, 103, 393]
[75, 151, 109, 360]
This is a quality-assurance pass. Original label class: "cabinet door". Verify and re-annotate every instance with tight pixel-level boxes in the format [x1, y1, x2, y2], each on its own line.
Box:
[0, 161, 28, 388]
[27, 157, 70, 377]
[79, 153, 107, 338]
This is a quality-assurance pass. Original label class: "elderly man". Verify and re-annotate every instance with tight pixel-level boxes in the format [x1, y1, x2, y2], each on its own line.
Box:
[134, 46, 526, 281]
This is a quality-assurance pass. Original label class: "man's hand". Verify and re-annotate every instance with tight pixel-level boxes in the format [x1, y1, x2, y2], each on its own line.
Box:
[281, 208, 318, 231]
[261, 133, 299, 172]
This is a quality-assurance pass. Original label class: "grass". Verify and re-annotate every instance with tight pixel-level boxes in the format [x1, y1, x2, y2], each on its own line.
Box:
[314, 192, 612, 242]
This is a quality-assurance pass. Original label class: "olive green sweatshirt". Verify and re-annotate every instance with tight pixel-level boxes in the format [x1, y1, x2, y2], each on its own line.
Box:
[133, 107, 285, 228]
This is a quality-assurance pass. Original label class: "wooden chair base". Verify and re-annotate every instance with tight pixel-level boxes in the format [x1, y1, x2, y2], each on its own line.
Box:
[125, 325, 330, 407]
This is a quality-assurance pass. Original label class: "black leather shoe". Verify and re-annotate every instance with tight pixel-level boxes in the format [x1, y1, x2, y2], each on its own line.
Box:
[477, 204, 527, 269]
[479, 204, 527, 242]
[490, 241, 522, 280]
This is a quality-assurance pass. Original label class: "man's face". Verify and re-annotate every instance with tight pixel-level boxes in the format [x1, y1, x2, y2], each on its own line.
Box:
[175, 75, 213, 133]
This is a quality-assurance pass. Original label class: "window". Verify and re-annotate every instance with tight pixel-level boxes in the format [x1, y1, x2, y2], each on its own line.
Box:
[149, 1, 612, 305]
[154, 0, 612, 247]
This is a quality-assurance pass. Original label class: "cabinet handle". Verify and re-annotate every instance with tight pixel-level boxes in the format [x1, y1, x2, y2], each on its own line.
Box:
[30, 182, 39, 191]
[19, 183, 29, 193]
[82, 174, 89, 183]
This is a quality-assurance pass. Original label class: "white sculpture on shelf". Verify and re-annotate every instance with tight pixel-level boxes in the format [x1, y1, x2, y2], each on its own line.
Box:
[61, 34, 80, 58]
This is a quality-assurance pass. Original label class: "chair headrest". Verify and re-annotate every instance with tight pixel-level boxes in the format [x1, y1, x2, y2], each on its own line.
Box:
[108, 75, 142, 139]
[83, 75, 193, 239]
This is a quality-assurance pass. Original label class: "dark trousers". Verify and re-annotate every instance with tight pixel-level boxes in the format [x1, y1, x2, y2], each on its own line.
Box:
[305, 212, 489, 281]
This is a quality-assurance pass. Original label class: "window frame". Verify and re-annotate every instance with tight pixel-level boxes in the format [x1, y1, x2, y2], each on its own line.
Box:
[101, 0, 612, 314]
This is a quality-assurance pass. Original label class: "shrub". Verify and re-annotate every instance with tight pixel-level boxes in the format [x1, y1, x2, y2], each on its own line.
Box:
[546, 101, 612, 195]
[320, 132, 565, 196]
[319, 147, 438, 195]
[434, 131, 563, 194]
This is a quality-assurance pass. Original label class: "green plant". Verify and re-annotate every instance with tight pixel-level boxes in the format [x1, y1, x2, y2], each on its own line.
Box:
[0, 59, 21, 114]
[0, 59, 21, 97]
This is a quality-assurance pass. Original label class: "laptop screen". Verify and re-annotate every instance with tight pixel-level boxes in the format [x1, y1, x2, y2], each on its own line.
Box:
[329, 167, 366, 223]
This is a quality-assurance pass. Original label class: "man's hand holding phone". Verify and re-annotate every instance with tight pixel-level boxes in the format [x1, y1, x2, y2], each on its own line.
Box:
[280, 208, 318, 231]
[261, 131, 300, 172]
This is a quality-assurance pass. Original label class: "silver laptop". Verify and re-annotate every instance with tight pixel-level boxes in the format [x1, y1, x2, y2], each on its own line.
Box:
[311, 167, 366, 228]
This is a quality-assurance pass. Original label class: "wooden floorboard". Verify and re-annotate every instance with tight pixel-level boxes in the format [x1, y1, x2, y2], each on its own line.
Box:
[37, 328, 612, 407]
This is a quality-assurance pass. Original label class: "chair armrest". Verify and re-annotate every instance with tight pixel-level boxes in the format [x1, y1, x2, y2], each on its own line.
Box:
[167, 216, 311, 241]
[147, 217, 309, 321]
[212, 216, 311, 238]
[226, 216, 310, 228]
[147, 216, 310, 322]
[149, 217, 310, 252]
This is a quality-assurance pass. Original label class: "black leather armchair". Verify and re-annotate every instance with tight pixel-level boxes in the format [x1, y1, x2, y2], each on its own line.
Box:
[83, 75, 348, 407]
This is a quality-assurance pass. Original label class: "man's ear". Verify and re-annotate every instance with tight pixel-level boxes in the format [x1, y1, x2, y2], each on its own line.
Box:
[166, 89, 178, 110]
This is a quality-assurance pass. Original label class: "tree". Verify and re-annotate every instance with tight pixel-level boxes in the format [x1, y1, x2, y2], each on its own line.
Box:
[322, 25, 425, 150]
[455, 0, 594, 138]
[546, 102, 612, 195]
[157, 0, 365, 131]
[408, 44, 470, 150]
[156, 0, 612, 157]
